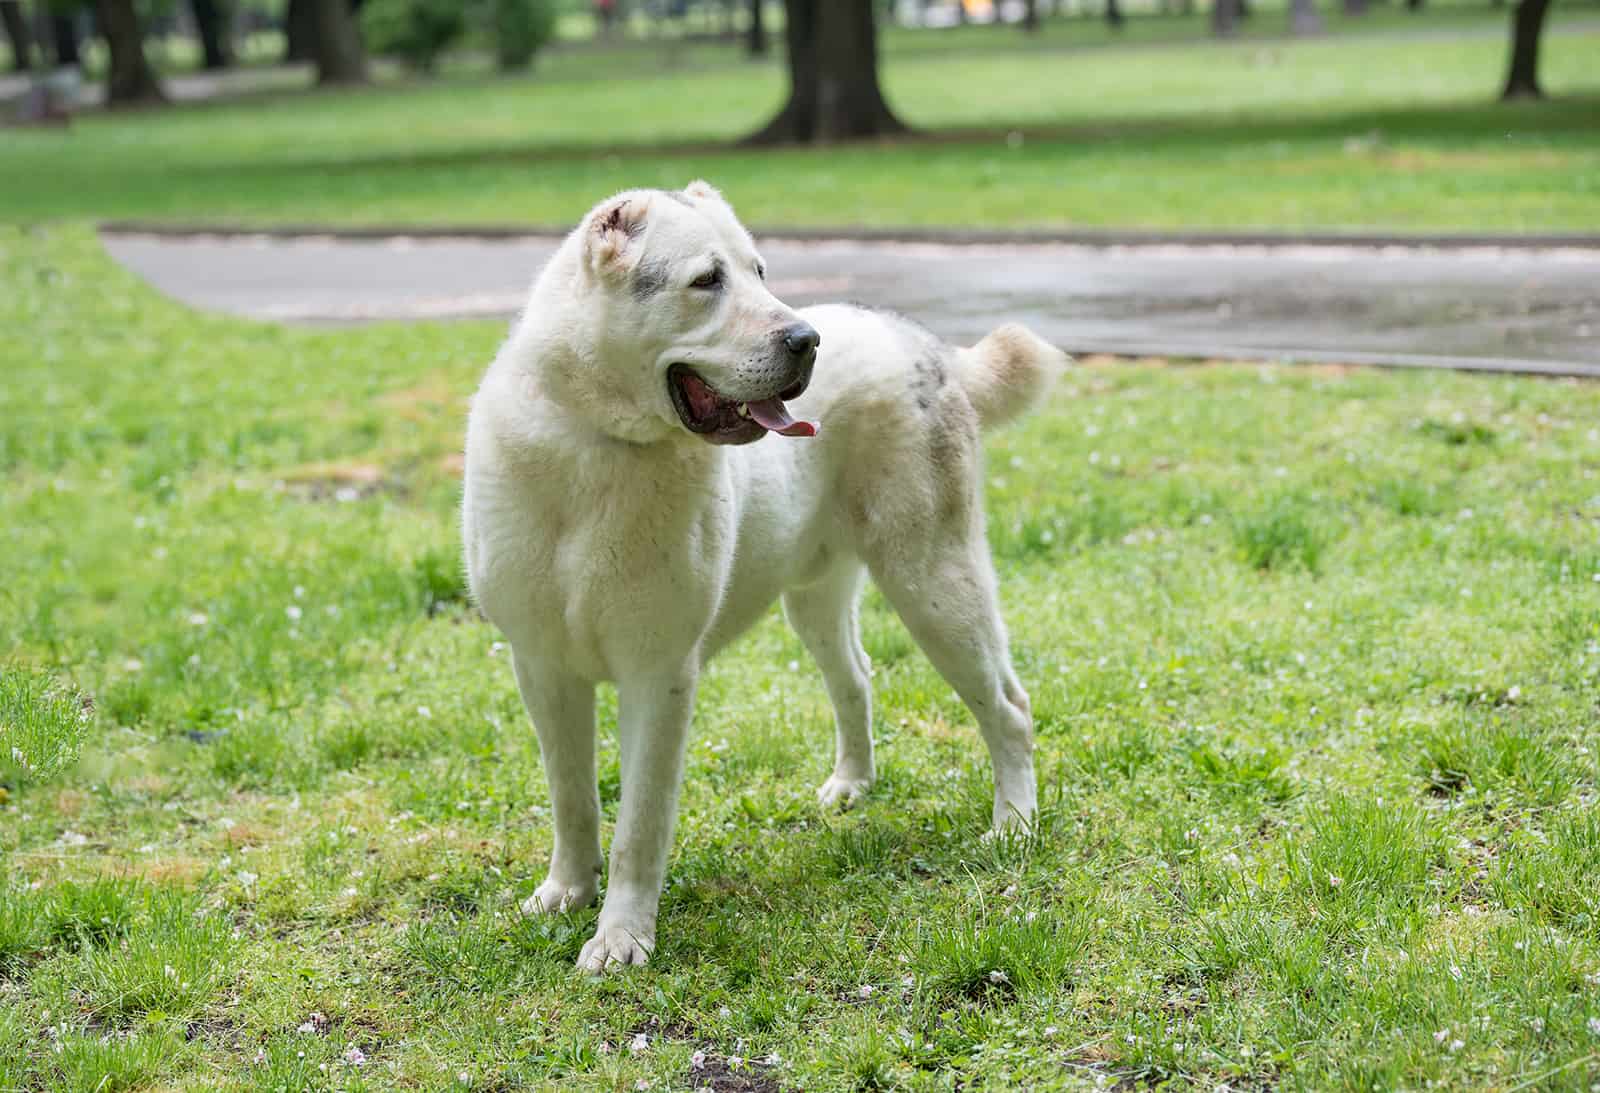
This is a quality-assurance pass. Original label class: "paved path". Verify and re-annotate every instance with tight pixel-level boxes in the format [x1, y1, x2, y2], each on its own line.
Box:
[101, 232, 1600, 377]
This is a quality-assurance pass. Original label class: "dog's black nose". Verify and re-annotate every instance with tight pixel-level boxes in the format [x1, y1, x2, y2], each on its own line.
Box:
[782, 323, 820, 357]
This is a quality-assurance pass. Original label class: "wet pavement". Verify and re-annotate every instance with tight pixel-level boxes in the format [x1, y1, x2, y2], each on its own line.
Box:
[101, 232, 1600, 377]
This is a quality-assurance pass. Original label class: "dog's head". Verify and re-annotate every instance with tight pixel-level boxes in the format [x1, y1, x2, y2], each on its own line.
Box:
[570, 182, 819, 446]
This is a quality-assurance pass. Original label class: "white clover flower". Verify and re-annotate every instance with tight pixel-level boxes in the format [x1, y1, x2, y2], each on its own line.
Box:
[629, 1033, 648, 1054]
[690, 1050, 706, 1071]
[285, 605, 303, 622]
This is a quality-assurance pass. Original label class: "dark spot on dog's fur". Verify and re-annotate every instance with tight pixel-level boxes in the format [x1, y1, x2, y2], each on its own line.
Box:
[911, 352, 948, 412]
[633, 259, 670, 301]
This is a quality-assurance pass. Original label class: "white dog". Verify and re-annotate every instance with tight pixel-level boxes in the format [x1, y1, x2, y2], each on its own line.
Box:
[463, 182, 1065, 973]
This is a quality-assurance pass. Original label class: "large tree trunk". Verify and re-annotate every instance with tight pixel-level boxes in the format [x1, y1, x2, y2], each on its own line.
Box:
[284, 0, 315, 61]
[1106, 0, 1124, 26]
[1022, 0, 1040, 29]
[1211, 0, 1240, 34]
[312, 0, 367, 85]
[2, 0, 33, 71]
[51, 12, 81, 65]
[1501, 0, 1551, 98]
[1342, 0, 1367, 13]
[190, 0, 232, 68]
[747, 0, 906, 143]
[1290, 0, 1323, 32]
[747, 0, 766, 53]
[95, 0, 166, 105]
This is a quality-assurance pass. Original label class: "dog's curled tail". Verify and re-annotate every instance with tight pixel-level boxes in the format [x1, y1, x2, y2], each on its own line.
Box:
[956, 324, 1070, 429]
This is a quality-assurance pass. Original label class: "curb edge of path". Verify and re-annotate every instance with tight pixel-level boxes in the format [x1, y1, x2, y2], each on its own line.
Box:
[96, 221, 1600, 251]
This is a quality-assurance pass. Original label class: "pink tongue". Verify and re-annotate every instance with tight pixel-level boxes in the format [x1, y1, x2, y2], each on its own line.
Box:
[746, 398, 817, 437]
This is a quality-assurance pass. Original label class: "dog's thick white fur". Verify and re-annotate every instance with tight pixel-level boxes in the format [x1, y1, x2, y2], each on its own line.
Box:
[463, 182, 1065, 973]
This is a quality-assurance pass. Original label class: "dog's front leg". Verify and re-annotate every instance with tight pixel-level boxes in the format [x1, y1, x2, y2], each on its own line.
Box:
[512, 656, 602, 916]
[577, 664, 696, 973]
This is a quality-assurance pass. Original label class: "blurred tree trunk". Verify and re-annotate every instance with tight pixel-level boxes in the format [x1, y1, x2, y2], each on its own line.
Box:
[2, 0, 33, 70]
[1405, 0, 1422, 9]
[1342, 0, 1367, 13]
[1501, 0, 1550, 98]
[190, 0, 232, 68]
[1022, 0, 1040, 29]
[312, 0, 367, 84]
[747, 0, 906, 143]
[1290, 0, 1322, 32]
[285, 0, 315, 61]
[1106, 0, 1124, 26]
[747, 0, 766, 53]
[95, 0, 166, 104]
[1211, 0, 1239, 34]
[51, 12, 81, 65]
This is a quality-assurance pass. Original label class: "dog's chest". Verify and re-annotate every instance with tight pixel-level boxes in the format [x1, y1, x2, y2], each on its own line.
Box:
[471, 447, 736, 679]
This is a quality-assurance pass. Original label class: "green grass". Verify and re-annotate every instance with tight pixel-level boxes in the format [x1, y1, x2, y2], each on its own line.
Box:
[5, 226, 1600, 1088]
[3, 15, 1598, 231]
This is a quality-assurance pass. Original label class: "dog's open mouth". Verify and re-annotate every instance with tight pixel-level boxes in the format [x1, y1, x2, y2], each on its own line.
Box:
[667, 365, 817, 444]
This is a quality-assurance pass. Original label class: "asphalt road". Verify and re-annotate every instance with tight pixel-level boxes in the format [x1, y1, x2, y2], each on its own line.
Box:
[101, 232, 1600, 377]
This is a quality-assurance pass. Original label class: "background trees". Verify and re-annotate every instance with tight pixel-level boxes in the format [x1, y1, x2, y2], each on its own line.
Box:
[0, 0, 1568, 129]
[748, 0, 905, 143]
[1502, 0, 1553, 98]
[95, 0, 165, 104]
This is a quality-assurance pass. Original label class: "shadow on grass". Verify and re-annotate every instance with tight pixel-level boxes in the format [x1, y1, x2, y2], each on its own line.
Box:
[182, 94, 1600, 182]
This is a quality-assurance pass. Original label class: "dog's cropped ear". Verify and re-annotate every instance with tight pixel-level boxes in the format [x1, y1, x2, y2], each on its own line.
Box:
[586, 195, 649, 271]
[683, 179, 725, 205]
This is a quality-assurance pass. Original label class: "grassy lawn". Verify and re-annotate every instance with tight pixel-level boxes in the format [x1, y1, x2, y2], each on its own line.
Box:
[6, 227, 1600, 1089]
[3, 18, 1598, 232]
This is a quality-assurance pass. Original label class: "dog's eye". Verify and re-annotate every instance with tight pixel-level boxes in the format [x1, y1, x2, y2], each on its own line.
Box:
[690, 269, 722, 290]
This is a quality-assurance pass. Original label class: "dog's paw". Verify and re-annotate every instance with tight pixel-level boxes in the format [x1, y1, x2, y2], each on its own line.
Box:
[521, 876, 598, 916]
[983, 800, 1038, 841]
[816, 773, 872, 809]
[576, 921, 654, 974]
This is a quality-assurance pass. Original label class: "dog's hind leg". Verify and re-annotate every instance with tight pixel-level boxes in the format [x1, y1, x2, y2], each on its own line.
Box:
[784, 562, 875, 808]
[866, 538, 1037, 833]
[512, 657, 603, 915]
